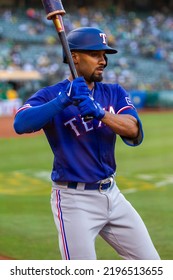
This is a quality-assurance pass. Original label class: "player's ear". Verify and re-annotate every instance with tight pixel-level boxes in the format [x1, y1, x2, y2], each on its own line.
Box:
[71, 52, 79, 64]
[104, 54, 108, 68]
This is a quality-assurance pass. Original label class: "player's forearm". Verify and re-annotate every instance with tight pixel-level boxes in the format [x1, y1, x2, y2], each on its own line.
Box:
[14, 98, 64, 134]
[101, 111, 139, 138]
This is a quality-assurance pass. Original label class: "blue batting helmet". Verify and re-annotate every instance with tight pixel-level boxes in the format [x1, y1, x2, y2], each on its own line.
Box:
[63, 27, 118, 63]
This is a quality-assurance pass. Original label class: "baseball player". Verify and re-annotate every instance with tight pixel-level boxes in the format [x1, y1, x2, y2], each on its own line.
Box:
[14, 27, 160, 260]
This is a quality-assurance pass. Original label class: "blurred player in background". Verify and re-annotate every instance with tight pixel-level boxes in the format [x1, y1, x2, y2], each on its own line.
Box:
[13, 27, 160, 260]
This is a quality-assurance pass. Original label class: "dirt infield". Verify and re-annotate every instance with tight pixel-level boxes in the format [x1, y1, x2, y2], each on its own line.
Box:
[0, 255, 15, 260]
[0, 115, 42, 138]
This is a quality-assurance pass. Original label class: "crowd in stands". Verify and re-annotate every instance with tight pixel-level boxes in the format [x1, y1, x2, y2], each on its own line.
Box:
[1, 6, 173, 101]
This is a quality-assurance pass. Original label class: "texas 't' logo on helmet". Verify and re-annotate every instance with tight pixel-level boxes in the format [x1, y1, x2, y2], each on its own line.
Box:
[100, 33, 107, 44]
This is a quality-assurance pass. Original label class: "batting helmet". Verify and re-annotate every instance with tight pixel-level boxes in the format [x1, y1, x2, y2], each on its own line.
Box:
[63, 27, 118, 63]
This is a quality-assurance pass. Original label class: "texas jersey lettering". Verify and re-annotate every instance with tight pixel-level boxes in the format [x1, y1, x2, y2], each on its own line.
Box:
[15, 80, 142, 183]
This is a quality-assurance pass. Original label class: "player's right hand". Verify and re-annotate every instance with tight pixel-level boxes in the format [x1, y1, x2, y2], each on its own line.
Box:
[56, 77, 90, 110]
[67, 77, 90, 99]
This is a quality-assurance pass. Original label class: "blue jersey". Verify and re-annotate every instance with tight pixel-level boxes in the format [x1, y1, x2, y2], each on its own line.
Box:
[16, 79, 143, 183]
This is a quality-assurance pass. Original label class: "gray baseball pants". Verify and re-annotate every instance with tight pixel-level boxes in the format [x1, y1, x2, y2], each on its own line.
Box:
[51, 181, 160, 260]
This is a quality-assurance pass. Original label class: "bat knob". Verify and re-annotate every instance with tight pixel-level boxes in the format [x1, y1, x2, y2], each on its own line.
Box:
[84, 115, 93, 122]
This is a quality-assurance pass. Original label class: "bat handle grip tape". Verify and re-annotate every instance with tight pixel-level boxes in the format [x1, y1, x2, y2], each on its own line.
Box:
[53, 15, 93, 121]
[53, 16, 78, 79]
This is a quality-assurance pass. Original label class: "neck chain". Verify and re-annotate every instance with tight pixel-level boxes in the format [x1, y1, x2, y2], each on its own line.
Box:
[91, 87, 95, 97]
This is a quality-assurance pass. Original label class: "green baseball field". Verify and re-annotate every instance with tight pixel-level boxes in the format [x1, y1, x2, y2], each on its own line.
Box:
[0, 111, 173, 260]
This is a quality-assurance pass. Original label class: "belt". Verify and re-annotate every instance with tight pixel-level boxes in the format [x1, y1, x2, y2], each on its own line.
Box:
[68, 181, 112, 191]
[56, 176, 114, 191]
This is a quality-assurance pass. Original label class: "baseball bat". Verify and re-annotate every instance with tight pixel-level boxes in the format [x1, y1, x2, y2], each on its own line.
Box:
[41, 0, 92, 121]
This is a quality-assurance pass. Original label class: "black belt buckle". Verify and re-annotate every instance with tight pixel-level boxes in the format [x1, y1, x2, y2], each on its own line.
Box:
[99, 178, 113, 192]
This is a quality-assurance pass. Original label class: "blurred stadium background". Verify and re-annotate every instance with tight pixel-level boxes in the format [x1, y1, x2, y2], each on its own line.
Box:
[1, 0, 173, 115]
[1, 0, 173, 260]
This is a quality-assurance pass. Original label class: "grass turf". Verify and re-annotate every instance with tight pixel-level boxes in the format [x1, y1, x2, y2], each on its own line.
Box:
[0, 112, 173, 259]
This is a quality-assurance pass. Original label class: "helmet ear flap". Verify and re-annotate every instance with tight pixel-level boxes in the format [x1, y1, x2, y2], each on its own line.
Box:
[104, 54, 108, 68]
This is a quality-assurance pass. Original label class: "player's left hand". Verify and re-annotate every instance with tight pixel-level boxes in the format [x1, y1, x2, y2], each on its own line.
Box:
[73, 95, 105, 120]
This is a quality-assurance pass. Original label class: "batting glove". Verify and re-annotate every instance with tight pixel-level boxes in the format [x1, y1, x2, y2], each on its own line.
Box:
[73, 95, 105, 120]
[56, 90, 72, 109]
[67, 77, 90, 99]
[56, 77, 90, 109]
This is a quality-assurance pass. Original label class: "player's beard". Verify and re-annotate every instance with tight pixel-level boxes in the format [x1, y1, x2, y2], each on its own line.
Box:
[87, 72, 103, 83]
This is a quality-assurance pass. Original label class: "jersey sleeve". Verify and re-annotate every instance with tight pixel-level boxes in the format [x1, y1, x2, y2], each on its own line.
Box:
[16, 82, 65, 111]
[115, 84, 144, 146]
[15, 87, 51, 116]
[14, 83, 68, 134]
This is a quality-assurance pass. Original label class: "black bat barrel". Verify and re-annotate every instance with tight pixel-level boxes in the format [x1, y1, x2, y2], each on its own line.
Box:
[42, 0, 66, 19]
